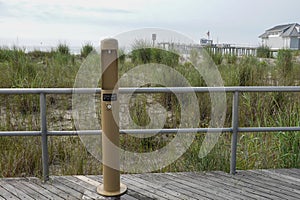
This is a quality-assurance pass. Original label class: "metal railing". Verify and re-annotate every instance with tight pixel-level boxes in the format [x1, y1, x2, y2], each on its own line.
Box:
[0, 86, 300, 181]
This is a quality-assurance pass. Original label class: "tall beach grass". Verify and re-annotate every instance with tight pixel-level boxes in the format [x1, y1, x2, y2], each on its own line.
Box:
[0, 46, 299, 177]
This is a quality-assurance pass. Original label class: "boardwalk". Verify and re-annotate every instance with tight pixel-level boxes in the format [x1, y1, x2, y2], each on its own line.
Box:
[0, 168, 299, 200]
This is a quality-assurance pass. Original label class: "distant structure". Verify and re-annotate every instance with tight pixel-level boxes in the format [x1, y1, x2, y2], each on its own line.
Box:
[259, 23, 300, 50]
[200, 38, 213, 46]
[157, 32, 257, 57]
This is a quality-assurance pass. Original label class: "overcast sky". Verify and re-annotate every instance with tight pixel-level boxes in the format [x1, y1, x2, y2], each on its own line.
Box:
[0, 0, 299, 47]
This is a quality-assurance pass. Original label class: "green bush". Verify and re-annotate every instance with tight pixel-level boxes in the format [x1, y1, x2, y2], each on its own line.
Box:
[27, 50, 54, 59]
[211, 53, 223, 65]
[257, 46, 272, 58]
[0, 47, 13, 61]
[224, 54, 237, 64]
[277, 49, 293, 83]
[118, 48, 126, 64]
[0, 46, 26, 62]
[237, 57, 255, 86]
[80, 43, 94, 58]
[130, 39, 179, 66]
[56, 43, 70, 55]
[131, 48, 179, 66]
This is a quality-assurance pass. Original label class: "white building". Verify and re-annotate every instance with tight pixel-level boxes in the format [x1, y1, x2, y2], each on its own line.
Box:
[259, 23, 300, 50]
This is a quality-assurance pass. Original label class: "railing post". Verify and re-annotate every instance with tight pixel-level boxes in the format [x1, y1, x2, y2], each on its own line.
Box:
[230, 91, 239, 175]
[97, 39, 127, 196]
[40, 93, 49, 181]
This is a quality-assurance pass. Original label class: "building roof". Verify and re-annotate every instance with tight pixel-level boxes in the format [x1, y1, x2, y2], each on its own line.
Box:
[259, 23, 300, 38]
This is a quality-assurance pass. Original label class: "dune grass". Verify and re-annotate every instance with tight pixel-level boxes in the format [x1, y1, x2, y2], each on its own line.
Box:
[0, 46, 299, 177]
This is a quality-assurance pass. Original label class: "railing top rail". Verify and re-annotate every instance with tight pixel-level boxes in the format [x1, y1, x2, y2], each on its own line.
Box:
[121, 86, 300, 93]
[0, 86, 300, 94]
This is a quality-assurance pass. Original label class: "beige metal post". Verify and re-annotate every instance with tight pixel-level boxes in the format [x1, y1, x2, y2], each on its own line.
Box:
[97, 38, 127, 196]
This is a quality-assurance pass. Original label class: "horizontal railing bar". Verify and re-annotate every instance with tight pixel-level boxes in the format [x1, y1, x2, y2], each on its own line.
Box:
[0, 131, 41, 136]
[49, 128, 233, 135]
[0, 128, 232, 136]
[0, 88, 78, 94]
[0, 86, 300, 94]
[48, 130, 101, 136]
[2, 127, 299, 137]
[121, 86, 300, 93]
[120, 128, 232, 134]
[239, 127, 300, 132]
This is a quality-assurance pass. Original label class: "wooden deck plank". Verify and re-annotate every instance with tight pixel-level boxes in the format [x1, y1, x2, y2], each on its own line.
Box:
[21, 178, 65, 200]
[0, 185, 20, 200]
[228, 170, 292, 200]
[199, 172, 264, 200]
[181, 172, 258, 200]
[273, 168, 300, 177]
[212, 171, 283, 200]
[202, 172, 274, 200]
[158, 177, 212, 200]
[74, 175, 102, 187]
[231, 171, 291, 200]
[0, 180, 32, 200]
[60, 176, 104, 200]
[157, 173, 223, 200]
[179, 172, 252, 200]
[245, 170, 300, 195]
[250, 170, 300, 189]
[289, 168, 300, 176]
[0, 169, 299, 200]
[6, 180, 49, 200]
[126, 174, 184, 199]
[54, 176, 102, 200]
[171, 172, 248, 200]
[134, 173, 199, 200]
[120, 175, 168, 200]
[166, 172, 240, 200]
[48, 177, 84, 199]
[262, 169, 300, 183]
[238, 170, 300, 200]
[27, 177, 75, 200]
[271, 168, 300, 178]
[85, 175, 150, 200]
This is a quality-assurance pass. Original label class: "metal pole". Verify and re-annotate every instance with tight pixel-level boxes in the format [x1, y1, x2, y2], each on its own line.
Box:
[97, 39, 127, 196]
[40, 93, 49, 181]
[230, 91, 239, 175]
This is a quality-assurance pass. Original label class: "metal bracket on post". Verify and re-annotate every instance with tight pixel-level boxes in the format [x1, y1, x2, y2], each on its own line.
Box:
[97, 38, 127, 197]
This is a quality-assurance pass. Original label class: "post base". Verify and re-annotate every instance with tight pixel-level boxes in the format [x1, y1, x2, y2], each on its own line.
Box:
[97, 183, 127, 197]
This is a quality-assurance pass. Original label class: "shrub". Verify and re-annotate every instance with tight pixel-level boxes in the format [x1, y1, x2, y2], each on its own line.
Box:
[131, 48, 179, 66]
[224, 54, 237, 64]
[57, 43, 70, 55]
[237, 56, 261, 86]
[130, 39, 179, 66]
[27, 50, 54, 59]
[277, 49, 293, 82]
[80, 43, 94, 58]
[211, 53, 223, 65]
[118, 48, 126, 64]
[0, 47, 12, 61]
[257, 46, 272, 58]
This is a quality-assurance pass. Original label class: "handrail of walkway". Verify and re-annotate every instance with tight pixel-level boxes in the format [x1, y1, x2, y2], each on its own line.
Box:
[0, 86, 299, 181]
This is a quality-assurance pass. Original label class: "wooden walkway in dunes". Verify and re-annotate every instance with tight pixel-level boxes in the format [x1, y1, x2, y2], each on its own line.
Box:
[0, 168, 300, 199]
